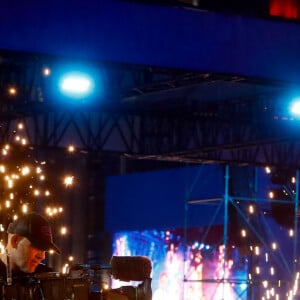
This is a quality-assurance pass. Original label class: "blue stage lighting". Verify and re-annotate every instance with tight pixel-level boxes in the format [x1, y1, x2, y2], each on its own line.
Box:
[59, 71, 94, 99]
[291, 99, 300, 116]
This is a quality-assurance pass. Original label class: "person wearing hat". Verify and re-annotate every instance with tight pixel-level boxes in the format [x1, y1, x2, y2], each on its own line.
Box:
[0, 212, 60, 283]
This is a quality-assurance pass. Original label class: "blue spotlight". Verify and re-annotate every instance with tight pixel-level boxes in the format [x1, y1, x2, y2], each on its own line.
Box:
[290, 99, 300, 116]
[59, 71, 95, 99]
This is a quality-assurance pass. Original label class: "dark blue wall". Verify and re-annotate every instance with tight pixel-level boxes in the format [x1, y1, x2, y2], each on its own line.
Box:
[105, 164, 225, 231]
[2, 1, 300, 83]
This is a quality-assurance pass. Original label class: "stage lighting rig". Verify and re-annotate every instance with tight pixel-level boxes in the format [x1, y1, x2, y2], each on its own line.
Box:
[59, 72, 94, 99]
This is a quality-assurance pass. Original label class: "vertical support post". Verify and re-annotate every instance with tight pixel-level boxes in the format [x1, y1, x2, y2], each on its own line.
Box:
[223, 165, 230, 259]
[293, 169, 299, 274]
[222, 164, 230, 299]
[183, 164, 190, 300]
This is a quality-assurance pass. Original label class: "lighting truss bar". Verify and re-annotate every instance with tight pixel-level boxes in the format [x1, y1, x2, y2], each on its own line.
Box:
[0, 50, 299, 168]
[0, 49, 291, 106]
[0, 50, 234, 105]
[0, 108, 299, 168]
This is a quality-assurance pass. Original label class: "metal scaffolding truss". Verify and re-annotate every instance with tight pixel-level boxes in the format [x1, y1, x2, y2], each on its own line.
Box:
[1, 102, 299, 166]
[0, 50, 299, 168]
[0, 100, 300, 168]
[183, 164, 300, 299]
[0, 49, 232, 104]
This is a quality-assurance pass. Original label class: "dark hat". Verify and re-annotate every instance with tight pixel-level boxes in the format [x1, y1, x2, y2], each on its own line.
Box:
[7, 213, 61, 254]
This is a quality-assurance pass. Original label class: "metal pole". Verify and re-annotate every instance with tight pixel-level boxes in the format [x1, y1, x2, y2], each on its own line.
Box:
[293, 169, 299, 274]
[224, 165, 230, 258]
[222, 164, 230, 300]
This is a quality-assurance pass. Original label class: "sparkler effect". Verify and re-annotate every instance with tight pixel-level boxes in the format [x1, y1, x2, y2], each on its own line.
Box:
[0, 123, 76, 272]
[64, 176, 74, 187]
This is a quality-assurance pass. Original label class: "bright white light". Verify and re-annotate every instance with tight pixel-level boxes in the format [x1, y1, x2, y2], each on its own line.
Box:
[43, 67, 51, 76]
[291, 100, 300, 115]
[68, 145, 75, 153]
[8, 87, 17, 95]
[271, 242, 277, 250]
[265, 252, 269, 262]
[60, 72, 94, 98]
[22, 204, 28, 213]
[262, 280, 268, 288]
[64, 176, 74, 186]
[21, 167, 30, 176]
[265, 166, 271, 174]
[62, 77, 90, 92]
[60, 226, 67, 235]
[249, 205, 254, 214]
[0, 242, 5, 254]
[241, 229, 247, 237]
[62, 263, 69, 274]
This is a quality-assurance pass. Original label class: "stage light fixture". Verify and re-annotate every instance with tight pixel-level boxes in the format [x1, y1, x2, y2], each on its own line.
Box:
[290, 99, 300, 115]
[59, 71, 94, 99]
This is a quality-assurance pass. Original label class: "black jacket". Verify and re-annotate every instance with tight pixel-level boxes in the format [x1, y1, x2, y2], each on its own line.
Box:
[0, 259, 52, 285]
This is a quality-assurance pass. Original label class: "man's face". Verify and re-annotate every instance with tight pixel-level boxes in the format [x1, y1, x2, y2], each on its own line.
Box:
[12, 236, 46, 273]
